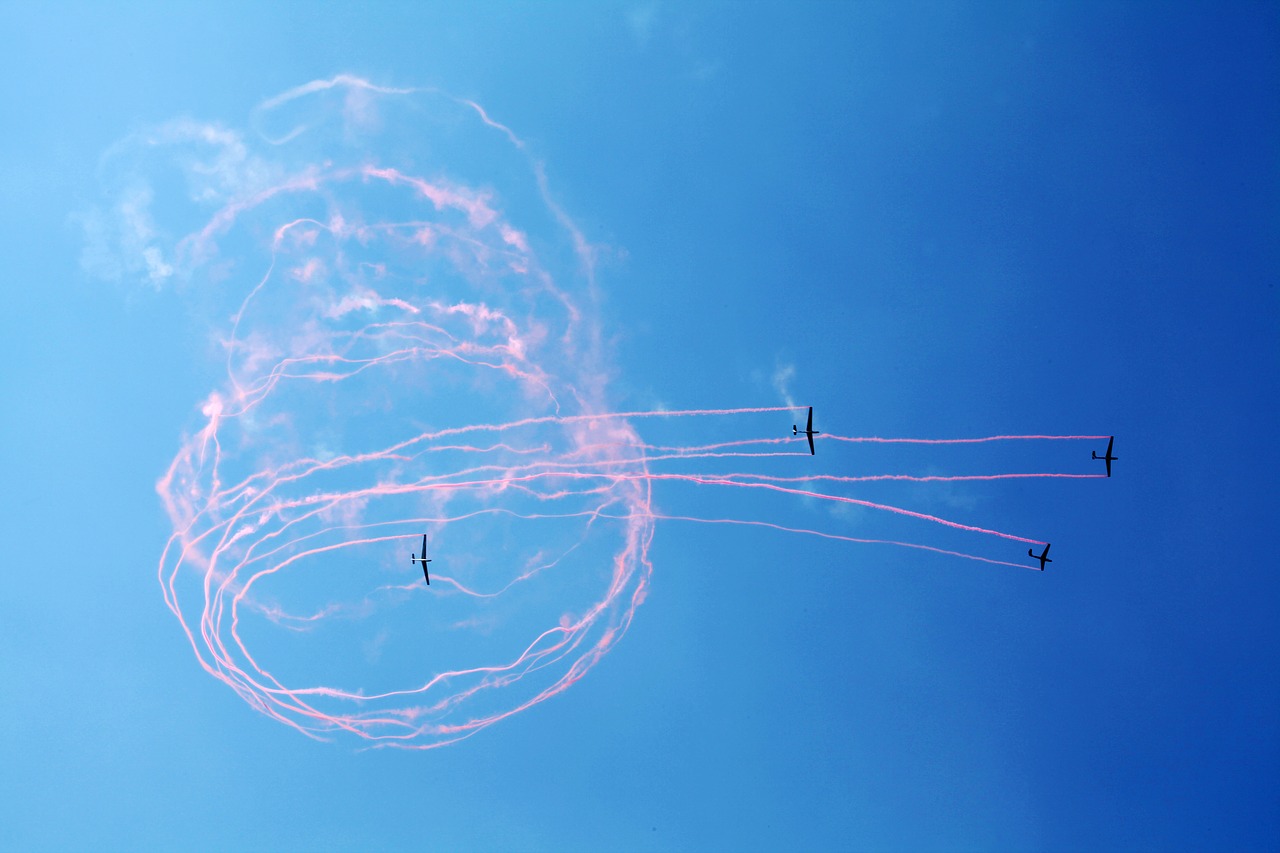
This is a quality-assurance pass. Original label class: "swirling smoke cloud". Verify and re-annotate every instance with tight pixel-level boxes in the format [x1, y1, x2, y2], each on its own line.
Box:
[89, 77, 653, 748]
[83, 76, 1101, 750]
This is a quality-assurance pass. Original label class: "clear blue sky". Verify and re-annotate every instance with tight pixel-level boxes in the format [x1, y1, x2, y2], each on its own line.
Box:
[1, 2, 1276, 850]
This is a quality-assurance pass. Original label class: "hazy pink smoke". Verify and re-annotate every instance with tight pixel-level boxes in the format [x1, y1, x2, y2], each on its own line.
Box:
[85, 77, 1103, 750]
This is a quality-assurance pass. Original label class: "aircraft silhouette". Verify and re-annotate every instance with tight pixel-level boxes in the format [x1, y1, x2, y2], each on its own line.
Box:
[1092, 436, 1117, 477]
[411, 534, 432, 585]
[793, 406, 820, 455]
[1028, 543, 1052, 571]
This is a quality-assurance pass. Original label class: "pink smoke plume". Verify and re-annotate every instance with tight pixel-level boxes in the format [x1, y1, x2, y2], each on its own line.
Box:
[85, 76, 1107, 750]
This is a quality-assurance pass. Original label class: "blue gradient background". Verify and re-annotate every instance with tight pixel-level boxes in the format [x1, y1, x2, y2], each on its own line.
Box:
[1, 2, 1276, 850]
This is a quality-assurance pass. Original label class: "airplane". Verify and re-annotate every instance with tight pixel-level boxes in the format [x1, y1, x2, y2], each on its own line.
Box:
[1092, 436, 1117, 477]
[411, 534, 432, 585]
[793, 406, 820, 455]
[1028, 543, 1052, 571]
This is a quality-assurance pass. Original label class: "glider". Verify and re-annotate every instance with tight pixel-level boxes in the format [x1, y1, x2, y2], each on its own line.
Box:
[1091, 436, 1117, 477]
[1028, 543, 1052, 571]
[411, 534, 432, 585]
[793, 406, 820, 455]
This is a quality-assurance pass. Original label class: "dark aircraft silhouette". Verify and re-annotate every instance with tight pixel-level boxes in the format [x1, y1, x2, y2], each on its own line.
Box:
[1092, 436, 1117, 477]
[411, 534, 432, 585]
[1028, 543, 1052, 571]
[793, 406, 820, 455]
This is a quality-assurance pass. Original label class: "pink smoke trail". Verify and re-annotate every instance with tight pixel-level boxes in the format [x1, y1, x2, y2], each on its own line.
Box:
[609, 512, 1042, 571]
[826, 433, 1112, 444]
[126, 76, 1107, 751]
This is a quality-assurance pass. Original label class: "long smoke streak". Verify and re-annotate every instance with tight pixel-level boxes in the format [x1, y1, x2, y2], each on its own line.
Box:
[85, 76, 1103, 749]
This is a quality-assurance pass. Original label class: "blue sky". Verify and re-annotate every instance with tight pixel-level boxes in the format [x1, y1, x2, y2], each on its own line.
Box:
[1, 2, 1277, 851]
